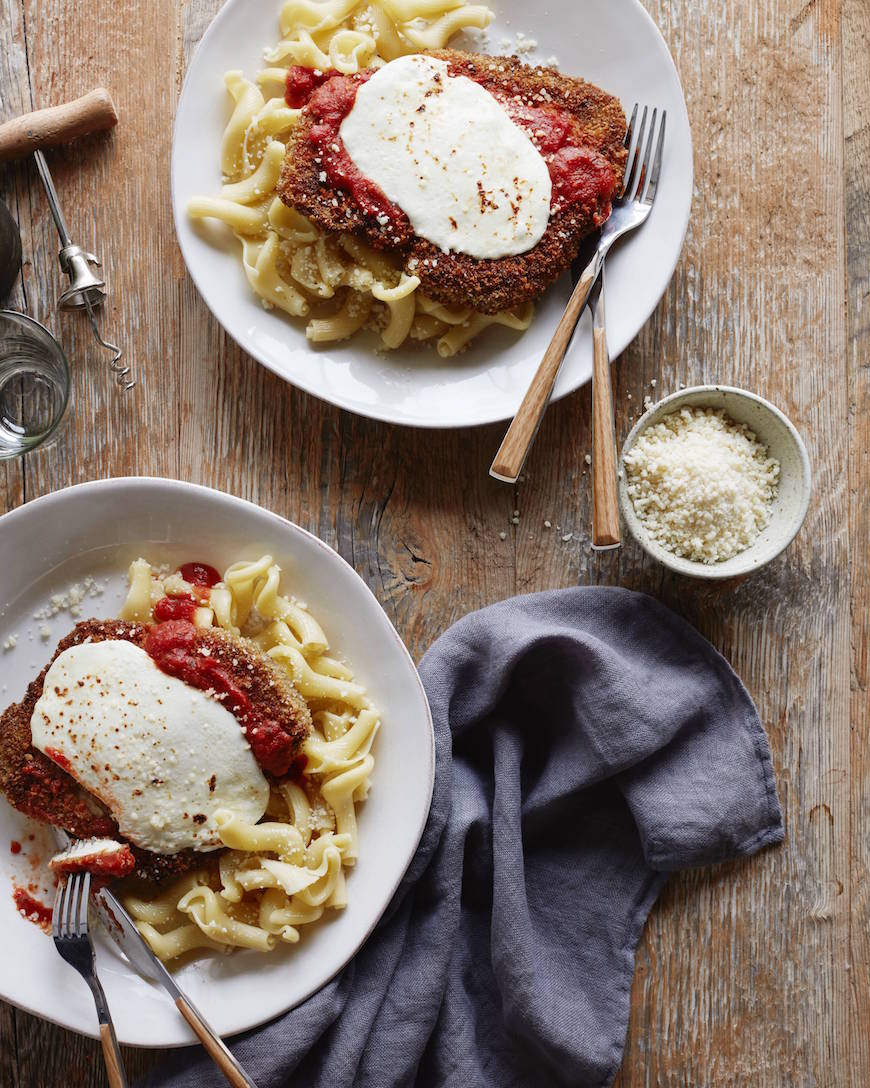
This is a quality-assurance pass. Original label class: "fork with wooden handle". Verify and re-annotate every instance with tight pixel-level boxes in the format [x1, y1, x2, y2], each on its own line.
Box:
[489, 104, 667, 492]
[53, 873, 128, 1088]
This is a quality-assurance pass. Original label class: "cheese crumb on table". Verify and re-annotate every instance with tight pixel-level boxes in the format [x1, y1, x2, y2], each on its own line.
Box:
[623, 406, 780, 564]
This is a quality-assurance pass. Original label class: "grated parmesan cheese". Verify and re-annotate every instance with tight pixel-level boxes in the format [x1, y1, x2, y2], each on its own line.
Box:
[623, 406, 780, 563]
[32, 576, 104, 621]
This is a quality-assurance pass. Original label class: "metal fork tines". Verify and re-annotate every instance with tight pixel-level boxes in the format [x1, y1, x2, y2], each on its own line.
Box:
[488, 100, 667, 485]
[53, 873, 129, 1088]
[595, 105, 669, 256]
[600, 103, 666, 246]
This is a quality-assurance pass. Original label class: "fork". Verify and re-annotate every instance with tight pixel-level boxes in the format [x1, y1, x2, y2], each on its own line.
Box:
[53, 873, 129, 1088]
[489, 104, 668, 489]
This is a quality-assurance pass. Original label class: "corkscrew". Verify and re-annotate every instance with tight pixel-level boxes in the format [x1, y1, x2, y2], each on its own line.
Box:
[0, 89, 133, 391]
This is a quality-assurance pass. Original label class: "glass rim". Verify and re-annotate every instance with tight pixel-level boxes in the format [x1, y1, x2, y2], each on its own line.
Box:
[0, 308, 70, 358]
[0, 308, 71, 458]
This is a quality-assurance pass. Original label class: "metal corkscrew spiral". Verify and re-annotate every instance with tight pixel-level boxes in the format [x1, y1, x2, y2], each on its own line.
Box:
[83, 296, 134, 391]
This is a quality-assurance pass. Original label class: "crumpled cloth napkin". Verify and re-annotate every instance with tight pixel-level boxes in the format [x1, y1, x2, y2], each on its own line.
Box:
[143, 587, 783, 1088]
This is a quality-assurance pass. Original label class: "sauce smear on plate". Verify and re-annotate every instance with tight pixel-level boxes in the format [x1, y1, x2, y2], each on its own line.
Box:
[13, 886, 52, 929]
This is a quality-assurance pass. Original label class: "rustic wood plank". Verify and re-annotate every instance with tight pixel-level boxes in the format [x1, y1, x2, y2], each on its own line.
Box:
[0, 0, 30, 514]
[0, 1000, 20, 1088]
[842, 0, 870, 1079]
[0, 0, 182, 1079]
[0, 0, 865, 1084]
[18, 0, 184, 501]
[603, 0, 856, 1084]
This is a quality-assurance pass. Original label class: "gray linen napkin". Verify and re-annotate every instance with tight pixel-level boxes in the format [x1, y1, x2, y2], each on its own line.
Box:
[143, 586, 783, 1088]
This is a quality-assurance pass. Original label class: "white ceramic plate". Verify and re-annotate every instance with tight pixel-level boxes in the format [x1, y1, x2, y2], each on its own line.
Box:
[0, 478, 434, 1046]
[172, 0, 693, 428]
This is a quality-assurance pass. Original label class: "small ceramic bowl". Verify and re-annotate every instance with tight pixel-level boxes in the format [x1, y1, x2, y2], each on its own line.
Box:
[618, 385, 811, 580]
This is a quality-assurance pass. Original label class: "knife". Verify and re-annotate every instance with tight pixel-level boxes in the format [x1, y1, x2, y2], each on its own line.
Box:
[586, 267, 621, 549]
[93, 887, 259, 1088]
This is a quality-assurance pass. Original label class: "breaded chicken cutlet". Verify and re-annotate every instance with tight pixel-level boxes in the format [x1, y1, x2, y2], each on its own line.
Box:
[0, 618, 311, 883]
[278, 50, 627, 314]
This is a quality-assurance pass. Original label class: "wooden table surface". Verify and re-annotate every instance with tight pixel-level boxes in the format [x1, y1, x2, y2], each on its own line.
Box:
[0, 0, 867, 1084]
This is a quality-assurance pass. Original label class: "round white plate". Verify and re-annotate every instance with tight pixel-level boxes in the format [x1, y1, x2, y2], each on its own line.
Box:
[172, 0, 693, 428]
[0, 478, 434, 1047]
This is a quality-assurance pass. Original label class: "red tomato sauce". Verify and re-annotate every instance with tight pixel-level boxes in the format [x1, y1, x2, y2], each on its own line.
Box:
[153, 594, 199, 623]
[179, 562, 221, 589]
[13, 886, 52, 929]
[289, 69, 406, 228]
[287, 64, 617, 231]
[143, 620, 298, 777]
[43, 747, 71, 773]
[10, 840, 21, 855]
[285, 65, 331, 108]
[491, 91, 617, 218]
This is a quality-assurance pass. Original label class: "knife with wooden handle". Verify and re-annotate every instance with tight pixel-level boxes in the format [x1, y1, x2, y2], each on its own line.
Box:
[93, 887, 259, 1088]
[588, 269, 621, 549]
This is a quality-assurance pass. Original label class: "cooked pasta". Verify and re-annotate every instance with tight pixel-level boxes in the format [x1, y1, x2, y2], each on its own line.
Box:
[187, 0, 537, 355]
[118, 554, 380, 960]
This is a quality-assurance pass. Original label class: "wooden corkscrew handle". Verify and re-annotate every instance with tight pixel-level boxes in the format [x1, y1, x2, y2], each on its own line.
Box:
[0, 89, 118, 163]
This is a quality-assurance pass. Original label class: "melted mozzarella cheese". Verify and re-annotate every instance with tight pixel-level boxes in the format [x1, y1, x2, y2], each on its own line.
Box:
[340, 55, 552, 260]
[31, 640, 269, 854]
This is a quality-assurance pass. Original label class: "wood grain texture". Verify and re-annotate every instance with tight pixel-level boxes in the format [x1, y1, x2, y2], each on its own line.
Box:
[174, 998, 253, 1088]
[591, 323, 620, 548]
[98, 1023, 127, 1088]
[0, 0, 866, 1085]
[842, 0, 870, 1080]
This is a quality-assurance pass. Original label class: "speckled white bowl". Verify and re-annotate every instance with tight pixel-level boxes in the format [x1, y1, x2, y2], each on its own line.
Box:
[618, 385, 812, 580]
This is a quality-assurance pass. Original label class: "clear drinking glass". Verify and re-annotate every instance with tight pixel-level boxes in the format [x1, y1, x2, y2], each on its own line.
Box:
[0, 310, 70, 459]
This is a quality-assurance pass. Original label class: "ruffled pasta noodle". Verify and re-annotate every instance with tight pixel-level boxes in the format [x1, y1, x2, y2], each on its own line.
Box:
[186, 0, 537, 355]
[118, 555, 380, 961]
